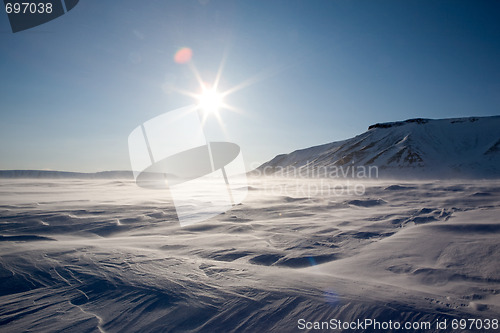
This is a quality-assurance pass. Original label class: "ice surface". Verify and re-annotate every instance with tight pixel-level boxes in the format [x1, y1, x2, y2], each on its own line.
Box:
[0, 177, 499, 332]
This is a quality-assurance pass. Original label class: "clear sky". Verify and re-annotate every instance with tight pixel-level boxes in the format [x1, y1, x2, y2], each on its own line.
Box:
[1, 0, 499, 172]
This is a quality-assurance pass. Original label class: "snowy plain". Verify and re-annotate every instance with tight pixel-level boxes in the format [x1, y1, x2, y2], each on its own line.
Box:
[0, 176, 499, 332]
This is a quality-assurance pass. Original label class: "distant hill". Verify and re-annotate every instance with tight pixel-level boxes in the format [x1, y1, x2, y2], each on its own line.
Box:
[0, 170, 134, 179]
[256, 116, 500, 179]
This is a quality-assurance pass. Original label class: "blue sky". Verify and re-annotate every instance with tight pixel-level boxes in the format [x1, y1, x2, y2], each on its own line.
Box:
[1, 0, 499, 172]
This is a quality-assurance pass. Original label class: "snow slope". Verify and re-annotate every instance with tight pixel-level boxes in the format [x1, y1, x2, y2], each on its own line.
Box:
[257, 116, 500, 178]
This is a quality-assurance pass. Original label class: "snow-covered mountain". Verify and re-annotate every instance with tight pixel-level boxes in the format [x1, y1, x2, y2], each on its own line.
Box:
[0, 170, 133, 179]
[256, 116, 500, 178]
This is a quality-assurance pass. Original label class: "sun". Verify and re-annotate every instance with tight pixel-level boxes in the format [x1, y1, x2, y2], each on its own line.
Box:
[167, 51, 255, 127]
[197, 88, 223, 115]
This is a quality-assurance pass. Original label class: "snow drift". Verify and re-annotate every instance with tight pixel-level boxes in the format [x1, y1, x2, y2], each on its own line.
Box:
[0, 178, 499, 332]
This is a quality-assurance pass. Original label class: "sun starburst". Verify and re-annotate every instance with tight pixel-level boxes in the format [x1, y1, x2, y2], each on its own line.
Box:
[197, 87, 223, 116]
[166, 49, 285, 130]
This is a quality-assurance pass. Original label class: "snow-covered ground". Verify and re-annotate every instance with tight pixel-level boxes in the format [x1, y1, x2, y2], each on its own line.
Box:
[0, 177, 499, 332]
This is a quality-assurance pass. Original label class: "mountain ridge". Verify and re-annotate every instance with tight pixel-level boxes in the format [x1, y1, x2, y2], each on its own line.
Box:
[0, 170, 134, 179]
[256, 116, 500, 179]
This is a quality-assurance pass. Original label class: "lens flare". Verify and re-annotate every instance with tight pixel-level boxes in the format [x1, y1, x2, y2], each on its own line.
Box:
[324, 289, 340, 307]
[174, 47, 192, 64]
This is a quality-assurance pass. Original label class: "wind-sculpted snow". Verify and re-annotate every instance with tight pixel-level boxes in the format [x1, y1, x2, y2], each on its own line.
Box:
[0, 178, 499, 332]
